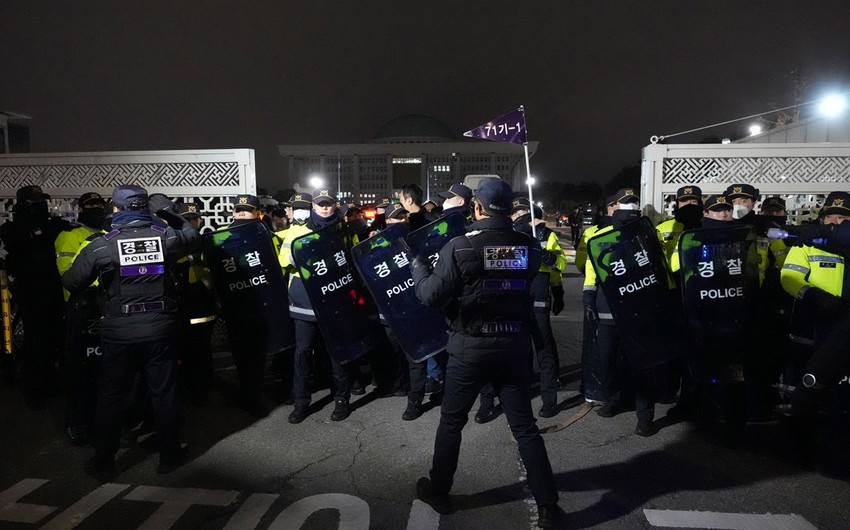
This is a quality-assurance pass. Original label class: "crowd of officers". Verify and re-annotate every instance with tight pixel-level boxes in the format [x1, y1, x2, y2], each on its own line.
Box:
[575, 183, 850, 443]
[0, 179, 564, 520]
[2, 178, 845, 526]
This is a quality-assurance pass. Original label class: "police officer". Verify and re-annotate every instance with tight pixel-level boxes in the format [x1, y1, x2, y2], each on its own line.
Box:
[62, 185, 199, 479]
[221, 194, 275, 418]
[437, 183, 473, 221]
[173, 202, 217, 406]
[475, 196, 568, 422]
[56, 191, 108, 444]
[578, 194, 616, 404]
[781, 192, 849, 354]
[56, 192, 109, 290]
[0, 185, 69, 410]
[780, 192, 850, 452]
[511, 197, 566, 417]
[586, 188, 660, 436]
[656, 185, 703, 274]
[410, 179, 558, 528]
[280, 189, 356, 423]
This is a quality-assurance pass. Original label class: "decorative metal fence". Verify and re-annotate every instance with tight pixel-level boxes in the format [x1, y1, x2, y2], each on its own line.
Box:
[0, 149, 256, 235]
[641, 143, 850, 224]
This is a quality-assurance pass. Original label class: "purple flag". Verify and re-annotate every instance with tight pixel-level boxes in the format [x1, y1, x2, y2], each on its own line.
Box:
[463, 106, 527, 145]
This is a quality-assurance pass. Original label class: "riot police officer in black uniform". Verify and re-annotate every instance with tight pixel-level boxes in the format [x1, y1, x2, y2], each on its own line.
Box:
[174, 202, 217, 406]
[0, 185, 69, 410]
[410, 179, 559, 529]
[62, 185, 199, 480]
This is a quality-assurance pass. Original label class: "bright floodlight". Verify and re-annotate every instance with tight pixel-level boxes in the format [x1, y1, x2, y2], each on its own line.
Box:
[536, 201, 543, 207]
[308, 175, 324, 189]
[526, 177, 536, 186]
[818, 94, 848, 118]
[748, 124, 762, 136]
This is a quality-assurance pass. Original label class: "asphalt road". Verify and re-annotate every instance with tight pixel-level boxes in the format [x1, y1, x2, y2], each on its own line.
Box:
[1, 228, 849, 529]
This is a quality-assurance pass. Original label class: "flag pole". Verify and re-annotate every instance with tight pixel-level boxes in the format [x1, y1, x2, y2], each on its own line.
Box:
[523, 142, 536, 238]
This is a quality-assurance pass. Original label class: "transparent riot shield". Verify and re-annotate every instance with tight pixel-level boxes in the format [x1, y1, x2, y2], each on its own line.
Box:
[204, 220, 294, 355]
[587, 217, 682, 369]
[291, 222, 379, 365]
[352, 223, 449, 363]
[678, 225, 760, 379]
[404, 211, 468, 265]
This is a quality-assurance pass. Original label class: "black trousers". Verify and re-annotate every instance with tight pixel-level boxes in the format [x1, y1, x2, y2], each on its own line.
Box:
[430, 345, 558, 507]
[230, 331, 266, 406]
[18, 298, 63, 395]
[180, 320, 215, 400]
[292, 319, 352, 404]
[531, 310, 560, 407]
[597, 323, 657, 421]
[94, 338, 179, 460]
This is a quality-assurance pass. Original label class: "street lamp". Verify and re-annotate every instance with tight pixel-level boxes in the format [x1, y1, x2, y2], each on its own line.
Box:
[650, 90, 850, 144]
[748, 124, 763, 136]
[308, 174, 324, 190]
[818, 94, 848, 118]
[525, 176, 537, 237]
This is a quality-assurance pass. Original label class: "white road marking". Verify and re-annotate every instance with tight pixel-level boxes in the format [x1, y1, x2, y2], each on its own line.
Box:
[223, 493, 279, 530]
[267, 493, 369, 530]
[123, 486, 239, 530]
[0, 478, 56, 523]
[644, 509, 818, 529]
[405, 499, 440, 530]
[42, 483, 130, 529]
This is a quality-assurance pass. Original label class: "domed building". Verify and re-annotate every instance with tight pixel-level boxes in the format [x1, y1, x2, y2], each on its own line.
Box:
[278, 114, 537, 203]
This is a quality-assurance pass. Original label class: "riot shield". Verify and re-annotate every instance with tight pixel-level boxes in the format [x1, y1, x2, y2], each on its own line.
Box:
[291, 222, 379, 365]
[405, 211, 468, 267]
[678, 225, 760, 379]
[65, 288, 102, 429]
[204, 220, 294, 355]
[587, 217, 682, 369]
[352, 223, 449, 363]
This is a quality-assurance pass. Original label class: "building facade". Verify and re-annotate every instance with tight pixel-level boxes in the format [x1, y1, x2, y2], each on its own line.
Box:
[277, 114, 537, 203]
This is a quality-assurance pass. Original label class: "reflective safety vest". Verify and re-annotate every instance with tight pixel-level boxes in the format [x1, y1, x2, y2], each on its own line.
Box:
[780, 244, 845, 299]
[538, 226, 567, 286]
[582, 224, 615, 322]
[656, 218, 684, 272]
[55, 224, 104, 300]
[575, 224, 603, 274]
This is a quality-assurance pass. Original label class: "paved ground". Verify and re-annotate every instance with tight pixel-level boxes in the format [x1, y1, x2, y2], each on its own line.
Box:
[1, 228, 849, 529]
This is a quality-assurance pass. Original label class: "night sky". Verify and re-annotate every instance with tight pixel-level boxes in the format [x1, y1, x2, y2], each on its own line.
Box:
[3, 1, 850, 191]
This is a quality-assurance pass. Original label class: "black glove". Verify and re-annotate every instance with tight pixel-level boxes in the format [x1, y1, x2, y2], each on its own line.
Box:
[582, 289, 598, 325]
[803, 287, 846, 316]
[409, 255, 430, 283]
[540, 248, 558, 268]
[551, 285, 565, 316]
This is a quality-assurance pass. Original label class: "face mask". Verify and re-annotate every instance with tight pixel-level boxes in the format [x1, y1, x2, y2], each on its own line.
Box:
[618, 202, 640, 211]
[612, 209, 641, 229]
[732, 204, 750, 219]
[18, 200, 49, 221]
[675, 203, 703, 228]
[701, 217, 736, 229]
[78, 207, 107, 229]
[293, 209, 310, 221]
[772, 215, 788, 227]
